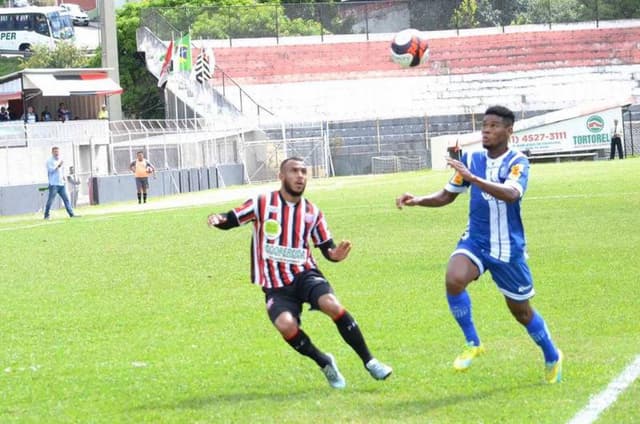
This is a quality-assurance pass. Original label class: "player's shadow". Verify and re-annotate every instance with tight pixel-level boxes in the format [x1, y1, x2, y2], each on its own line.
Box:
[131, 388, 325, 412]
[135, 381, 541, 415]
[382, 381, 543, 418]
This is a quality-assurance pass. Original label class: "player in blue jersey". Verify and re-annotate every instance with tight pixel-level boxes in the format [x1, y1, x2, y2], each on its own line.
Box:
[396, 105, 563, 383]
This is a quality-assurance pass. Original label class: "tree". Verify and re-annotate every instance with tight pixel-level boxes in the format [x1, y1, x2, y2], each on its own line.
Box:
[20, 41, 95, 68]
[451, 0, 480, 29]
[116, 0, 336, 118]
[579, 0, 640, 20]
[509, 0, 586, 24]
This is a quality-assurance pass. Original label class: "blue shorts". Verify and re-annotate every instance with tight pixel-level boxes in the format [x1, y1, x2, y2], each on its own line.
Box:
[452, 238, 535, 301]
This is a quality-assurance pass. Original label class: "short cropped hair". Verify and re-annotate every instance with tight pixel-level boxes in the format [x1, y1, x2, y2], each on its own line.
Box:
[280, 156, 305, 172]
[485, 105, 515, 126]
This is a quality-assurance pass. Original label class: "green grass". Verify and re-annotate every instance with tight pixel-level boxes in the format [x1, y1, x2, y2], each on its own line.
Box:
[1, 158, 639, 423]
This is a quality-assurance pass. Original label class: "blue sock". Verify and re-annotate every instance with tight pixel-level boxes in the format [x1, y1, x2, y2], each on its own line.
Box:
[447, 291, 480, 346]
[525, 312, 559, 363]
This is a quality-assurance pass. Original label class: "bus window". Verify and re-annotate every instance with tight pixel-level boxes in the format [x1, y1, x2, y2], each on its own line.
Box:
[0, 15, 10, 31]
[15, 14, 32, 31]
[34, 14, 49, 36]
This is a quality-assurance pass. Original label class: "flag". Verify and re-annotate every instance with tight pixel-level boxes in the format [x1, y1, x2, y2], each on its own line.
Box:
[177, 33, 192, 72]
[193, 48, 212, 84]
[157, 39, 173, 88]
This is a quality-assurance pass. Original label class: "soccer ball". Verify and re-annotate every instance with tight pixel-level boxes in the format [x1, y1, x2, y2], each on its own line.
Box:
[390, 29, 429, 68]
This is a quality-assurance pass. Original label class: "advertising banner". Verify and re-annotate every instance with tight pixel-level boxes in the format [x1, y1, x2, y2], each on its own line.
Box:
[511, 108, 622, 153]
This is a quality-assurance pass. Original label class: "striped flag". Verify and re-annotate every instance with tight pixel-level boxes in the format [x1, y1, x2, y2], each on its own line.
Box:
[157, 39, 173, 88]
[193, 48, 212, 84]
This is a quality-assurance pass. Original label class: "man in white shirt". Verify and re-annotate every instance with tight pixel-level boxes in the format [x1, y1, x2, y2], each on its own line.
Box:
[610, 119, 623, 160]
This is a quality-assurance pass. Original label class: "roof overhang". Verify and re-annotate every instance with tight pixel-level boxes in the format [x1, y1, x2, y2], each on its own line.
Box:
[0, 68, 123, 101]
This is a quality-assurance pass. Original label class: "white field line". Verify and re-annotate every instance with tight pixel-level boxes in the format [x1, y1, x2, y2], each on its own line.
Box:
[567, 355, 640, 424]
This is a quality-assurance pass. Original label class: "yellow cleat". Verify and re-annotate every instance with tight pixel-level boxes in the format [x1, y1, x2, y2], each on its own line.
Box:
[545, 349, 563, 384]
[453, 342, 486, 371]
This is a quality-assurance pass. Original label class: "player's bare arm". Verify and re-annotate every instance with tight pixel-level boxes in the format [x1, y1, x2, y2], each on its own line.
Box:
[446, 157, 520, 203]
[396, 189, 457, 209]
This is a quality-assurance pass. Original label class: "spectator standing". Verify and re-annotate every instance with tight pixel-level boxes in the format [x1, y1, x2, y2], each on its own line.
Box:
[22, 105, 38, 124]
[97, 104, 109, 120]
[57, 102, 72, 122]
[44, 146, 77, 220]
[610, 119, 624, 160]
[40, 106, 52, 122]
[66, 165, 81, 208]
[129, 151, 155, 204]
[0, 106, 9, 121]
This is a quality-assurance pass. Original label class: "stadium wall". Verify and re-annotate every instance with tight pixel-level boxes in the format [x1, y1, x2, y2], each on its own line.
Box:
[205, 22, 640, 121]
[210, 25, 640, 85]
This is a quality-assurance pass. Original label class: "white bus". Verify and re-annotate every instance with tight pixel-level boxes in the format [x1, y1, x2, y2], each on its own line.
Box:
[0, 6, 75, 52]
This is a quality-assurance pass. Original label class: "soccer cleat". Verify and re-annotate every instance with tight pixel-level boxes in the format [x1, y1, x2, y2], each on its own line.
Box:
[545, 349, 563, 384]
[322, 354, 346, 389]
[453, 342, 486, 371]
[365, 358, 393, 380]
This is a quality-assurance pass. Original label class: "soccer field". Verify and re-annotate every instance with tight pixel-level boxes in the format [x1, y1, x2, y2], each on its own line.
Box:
[1, 159, 639, 423]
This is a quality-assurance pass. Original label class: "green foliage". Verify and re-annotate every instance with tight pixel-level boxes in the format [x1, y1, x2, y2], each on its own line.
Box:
[584, 0, 640, 19]
[116, 0, 173, 118]
[451, 0, 480, 29]
[20, 41, 95, 69]
[513, 0, 584, 24]
[0, 56, 22, 76]
[0, 159, 639, 421]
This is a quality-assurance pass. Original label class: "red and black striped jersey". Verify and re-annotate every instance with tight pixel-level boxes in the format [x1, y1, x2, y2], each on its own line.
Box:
[232, 190, 332, 288]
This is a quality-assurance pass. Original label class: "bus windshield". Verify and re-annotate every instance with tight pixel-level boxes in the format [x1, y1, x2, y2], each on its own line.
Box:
[48, 10, 74, 40]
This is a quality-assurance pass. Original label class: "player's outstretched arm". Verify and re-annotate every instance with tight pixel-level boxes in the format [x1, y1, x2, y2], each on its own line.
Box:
[396, 189, 457, 209]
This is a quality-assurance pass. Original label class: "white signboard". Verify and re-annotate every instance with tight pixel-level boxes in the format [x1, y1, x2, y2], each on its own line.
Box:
[511, 108, 622, 153]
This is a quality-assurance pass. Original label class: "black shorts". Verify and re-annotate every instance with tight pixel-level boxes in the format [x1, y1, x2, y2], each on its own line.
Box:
[135, 177, 149, 190]
[263, 269, 334, 324]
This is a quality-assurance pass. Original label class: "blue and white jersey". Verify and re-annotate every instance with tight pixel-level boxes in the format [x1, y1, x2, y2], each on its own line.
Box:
[445, 149, 529, 262]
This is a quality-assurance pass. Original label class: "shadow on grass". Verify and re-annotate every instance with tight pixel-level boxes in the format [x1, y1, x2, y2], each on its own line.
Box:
[130, 387, 329, 412]
[130, 380, 542, 417]
[379, 381, 544, 419]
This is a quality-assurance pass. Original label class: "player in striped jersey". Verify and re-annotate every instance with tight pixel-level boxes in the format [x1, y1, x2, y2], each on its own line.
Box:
[208, 157, 392, 389]
[396, 106, 563, 384]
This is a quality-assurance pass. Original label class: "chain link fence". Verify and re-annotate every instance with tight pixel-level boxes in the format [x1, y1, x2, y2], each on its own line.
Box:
[142, 0, 640, 44]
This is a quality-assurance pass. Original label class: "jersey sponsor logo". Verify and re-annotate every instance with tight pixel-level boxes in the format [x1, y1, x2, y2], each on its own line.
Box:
[267, 205, 279, 213]
[263, 219, 281, 240]
[304, 213, 314, 224]
[263, 243, 306, 265]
